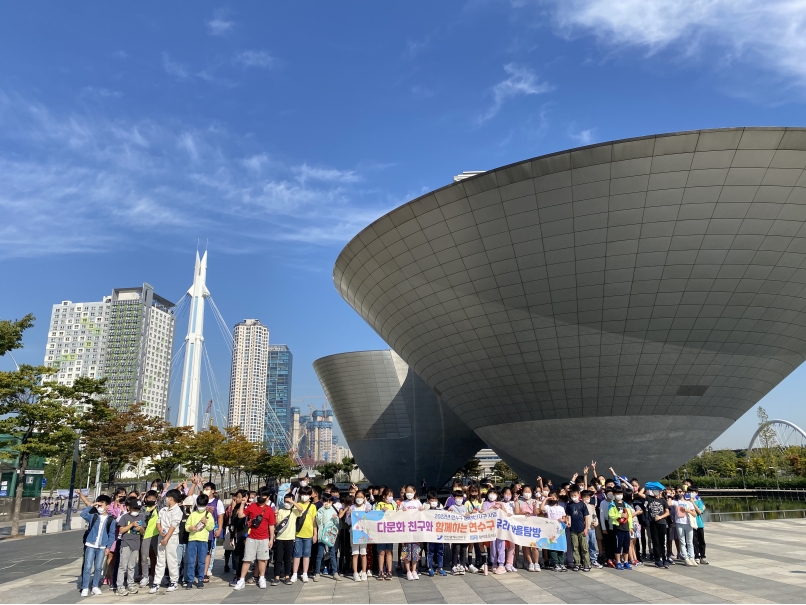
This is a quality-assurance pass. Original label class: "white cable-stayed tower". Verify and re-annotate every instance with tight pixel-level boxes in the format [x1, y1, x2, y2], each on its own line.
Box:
[177, 250, 210, 431]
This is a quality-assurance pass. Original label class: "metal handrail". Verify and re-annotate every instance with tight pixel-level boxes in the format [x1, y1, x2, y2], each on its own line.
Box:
[707, 509, 806, 522]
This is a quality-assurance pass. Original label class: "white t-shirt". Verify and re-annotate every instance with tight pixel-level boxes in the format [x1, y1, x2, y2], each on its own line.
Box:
[399, 499, 422, 511]
[673, 499, 694, 526]
[545, 505, 566, 521]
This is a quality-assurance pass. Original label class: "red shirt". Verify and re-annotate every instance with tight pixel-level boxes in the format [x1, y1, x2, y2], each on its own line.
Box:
[244, 502, 276, 540]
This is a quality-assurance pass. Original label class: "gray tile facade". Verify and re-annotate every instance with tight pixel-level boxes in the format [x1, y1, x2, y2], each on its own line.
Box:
[333, 128, 806, 481]
[313, 350, 484, 488]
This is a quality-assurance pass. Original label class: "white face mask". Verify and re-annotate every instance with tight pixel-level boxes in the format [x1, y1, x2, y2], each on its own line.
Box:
[571, 496, 579, 503]
[386, 496, 394, 503]
[405, 493, 415, 500]
[429, 501, 438, 508]
[454, 497, 463, 504]
[488, 493, 498, 501]
[615, 494, 624, 501]
[197, 505, 206, 511]
[300, 495, 310, 502]
[283, 502, 293, 509]
[355, 498, 364, 505]
[324, 503, 332, 509]
[130, 511, 140, 517]
[300, 480, 308, 487]
[522, 493, 532, 500]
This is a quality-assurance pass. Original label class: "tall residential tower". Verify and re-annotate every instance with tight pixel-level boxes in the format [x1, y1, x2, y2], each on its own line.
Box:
[265, 344, 293, 451]
[227, 319, 269, 442]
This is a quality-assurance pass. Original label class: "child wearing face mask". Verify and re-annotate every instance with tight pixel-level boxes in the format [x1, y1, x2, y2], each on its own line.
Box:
[374, 488, 396, 580]
[542, 491, 567, 572]
[80, 494, 117, 597]
[398, 485, 423, 581]
[233, 487, 276, 589]
[516, 486, 540, 572]
[483, 488, 507, 574]
[465, 486, 487, 574]
[271, 493, 297, 586]
[423, 491, 447, 578]
[567, 486, 591, 572]
[138, 490, 161, 588]
[185, 493, 215, 589]
[348, 490, 371, 581]
[499, 487, 517, 572]
[314, 494, 341, 581]
[115, 498, 145, 596]
[105, 488, 127, 589]
[607, 487, 634, 570]
[448, 490, 469, 575]
[291, 486, 316, 584]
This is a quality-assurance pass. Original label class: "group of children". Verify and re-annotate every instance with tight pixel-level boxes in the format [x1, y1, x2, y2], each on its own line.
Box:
[76, 466, 710, 596]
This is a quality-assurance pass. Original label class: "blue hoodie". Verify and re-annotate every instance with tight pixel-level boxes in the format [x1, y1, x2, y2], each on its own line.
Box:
[80, 506, 117, 549]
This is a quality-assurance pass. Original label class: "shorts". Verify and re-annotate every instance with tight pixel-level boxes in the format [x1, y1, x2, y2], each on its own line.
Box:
[401, 543, 421, 562]
[351, 543, 367, 556]
[376, 543, 392, 552]
[615, 530, 630, 554]
[294, 537, 313, 558]
[243, 538, 270, 562]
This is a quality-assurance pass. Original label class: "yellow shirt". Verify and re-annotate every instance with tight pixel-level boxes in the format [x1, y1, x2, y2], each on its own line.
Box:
[374, 501, 395, 512]
[294, 503, 316, 539]
[275, 508, 296, 541]
[185, 509, 215, 542]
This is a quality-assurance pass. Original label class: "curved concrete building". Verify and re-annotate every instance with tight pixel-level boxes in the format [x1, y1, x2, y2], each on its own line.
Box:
[313, 350, 484, 488]
[334, 127, 806, 481]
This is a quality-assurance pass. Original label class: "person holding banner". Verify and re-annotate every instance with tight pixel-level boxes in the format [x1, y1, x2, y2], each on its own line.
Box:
[448, 489, 469, 575]
[542, 492, 567, 571]
[516, 486, 540, 572]
[348, 491, 371, 581]
[423, 491, 448, 578]
[483, 487, 507, 575]
[374, 488, 396, 581]
[399, 485, 424, 581]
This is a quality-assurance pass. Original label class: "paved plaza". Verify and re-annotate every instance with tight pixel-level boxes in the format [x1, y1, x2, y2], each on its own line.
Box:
[2, 519, 805, 604]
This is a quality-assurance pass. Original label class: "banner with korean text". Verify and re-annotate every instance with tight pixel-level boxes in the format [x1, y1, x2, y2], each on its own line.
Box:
[352, 509, 566, 551]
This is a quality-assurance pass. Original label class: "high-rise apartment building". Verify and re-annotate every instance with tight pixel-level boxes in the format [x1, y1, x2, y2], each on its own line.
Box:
[103, 284, 175, 418]
[44, 298, 112, 410]
[44, 283, 175, 418]
[265, 344, 293, 450]
[227, 319, 269, 443]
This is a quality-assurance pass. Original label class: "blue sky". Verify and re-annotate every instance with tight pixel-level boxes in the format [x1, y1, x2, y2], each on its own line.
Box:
[2, 1, 806, 449]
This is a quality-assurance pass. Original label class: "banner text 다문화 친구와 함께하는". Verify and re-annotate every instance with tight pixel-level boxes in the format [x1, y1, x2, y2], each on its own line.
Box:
[351, 508, 567, 551]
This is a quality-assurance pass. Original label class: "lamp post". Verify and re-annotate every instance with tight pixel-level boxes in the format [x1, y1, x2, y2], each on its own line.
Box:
[737, 467, 746, 489]
[63, 432, 81, 531]
[769, 467, 780, 490]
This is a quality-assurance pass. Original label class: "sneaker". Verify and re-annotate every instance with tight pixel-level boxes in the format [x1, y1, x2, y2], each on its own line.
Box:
[139, 578, 150, 589]
[560, 565, 568, 572]
[685, 558, 696, 567]
[290, 574, 298, 584]
[228, 578, 239, 587]
[413, 571, 420, 580]
[117, 587, 128, 597]
[148, 586, 158, 594]
[572, 566, 580, 572]
[635, 561, 644, 567]
[494, 566, 506, 575]
[624, 562, 632, 570]
[406, 571, 414, 581]
[166, 583, 178, 592]
[552, 565, 561, 572]
[367, 570, 372, 577]
[438, 569, 447, 576]
[582, 566, 591, 572]
[102, 578, 109, 586]
[359, 571, 367, 581]
[468, 564, 478, 574]
[700, 557, 709, 565]
[606, 560, 616, 569]
[428, 569, 435, 577]
[81, 589, 89, 597]
[353, 572, 361, 582]
[693, 559, 699, 566]
[203, 575, 210, 583]
[504, 564, 514, 572]
[232, 578, 245, 591]
[663, 563, 670, 569]
[616, 563, 624, 570]
[593, 562, 603, 569]
[666, 559, 675, 566]
[333, 573, 342, 581]
[301, 573, 309, 583]
[196, 581, 204, 589]
[270, 578, 279, 587]
[655, 562, 664, 569]
[185, 584, 193, 590]
[245, 576, 256, 585]
[258, 577, 267, 589]
[451, 566, 460, 576]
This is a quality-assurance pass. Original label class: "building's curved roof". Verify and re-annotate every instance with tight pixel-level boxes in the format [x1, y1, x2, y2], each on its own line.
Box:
[333, 128, 806, 479]
[313, 350, 484, 488]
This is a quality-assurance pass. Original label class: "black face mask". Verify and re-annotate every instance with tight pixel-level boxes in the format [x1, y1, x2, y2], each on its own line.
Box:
[145, 500, 156, 507]
[257, 496, 268, 503]
[547, 499, 557, 506]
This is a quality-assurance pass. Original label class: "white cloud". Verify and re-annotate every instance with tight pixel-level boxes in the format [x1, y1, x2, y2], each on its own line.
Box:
[0, 91, 394, 259]
[568, 125, 596, 146]
[233, 50, 277, 69]
[477, 63, 554, 124]
[162, 53, 189, 80]
[207, 18, 233, 36]
[542, 0, 806, 88]
[81, 86, 122, 99]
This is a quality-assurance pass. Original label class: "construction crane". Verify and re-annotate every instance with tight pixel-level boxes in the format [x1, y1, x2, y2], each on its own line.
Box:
[202, 399, 213, 429]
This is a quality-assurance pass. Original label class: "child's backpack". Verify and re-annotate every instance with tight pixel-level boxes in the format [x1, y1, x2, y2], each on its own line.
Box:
[320, 516, 339, 547]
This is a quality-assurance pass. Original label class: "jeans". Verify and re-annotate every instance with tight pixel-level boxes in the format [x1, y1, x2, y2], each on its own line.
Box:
[427, 543, 444, 570]
[315, 543, 336, 575]
[207, 538, 217, 575]
[571, 532, 591, 567]
[185, 541, 208, 585]
[587, 530, 598, 563]
[176, 543, 186, 583]
[83, 546, 106, 589]
[675, 525, 695, 560]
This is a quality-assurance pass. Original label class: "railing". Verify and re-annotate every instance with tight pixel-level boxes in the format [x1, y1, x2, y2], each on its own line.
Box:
[707, 509, 806, 522]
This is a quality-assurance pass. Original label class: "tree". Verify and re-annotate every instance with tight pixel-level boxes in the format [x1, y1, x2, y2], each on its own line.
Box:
[340, 456, 357, 480]
[148, 425, 190, 483]
[492, 460, 518, 482]
[316, 461, 343, 481]
[184, 427, 226, 479]
[260, 453, 300, 483]
[458, 457, 481, 479]
[82, 401, 163, 484]
[0, 314, 35, 357]
[0, 366, 103, 537]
